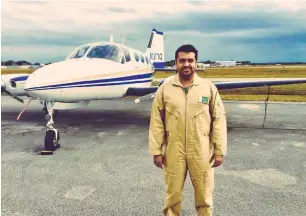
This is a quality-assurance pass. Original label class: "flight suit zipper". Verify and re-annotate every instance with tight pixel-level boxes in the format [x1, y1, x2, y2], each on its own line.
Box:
[184, 84, 192, 154]
[185, 92, 187, 153]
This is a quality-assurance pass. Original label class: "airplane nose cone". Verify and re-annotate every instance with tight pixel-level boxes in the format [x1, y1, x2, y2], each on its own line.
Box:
[24, 64, 52, 90]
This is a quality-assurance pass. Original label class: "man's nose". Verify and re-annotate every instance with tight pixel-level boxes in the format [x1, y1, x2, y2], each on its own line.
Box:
[184, 61, 189, 67]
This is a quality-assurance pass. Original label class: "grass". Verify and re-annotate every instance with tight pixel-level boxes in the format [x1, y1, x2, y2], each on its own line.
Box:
[219, 84, 306, 95]
[1, 68, 35, 75]
[2, 66, 306, 102]
[219, 94, 306, 102]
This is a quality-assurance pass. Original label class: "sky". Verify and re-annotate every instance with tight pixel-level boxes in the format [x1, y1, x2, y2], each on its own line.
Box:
[1, 0, 306, 64]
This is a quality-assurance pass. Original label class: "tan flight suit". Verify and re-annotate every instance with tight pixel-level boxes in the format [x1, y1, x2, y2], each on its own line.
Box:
[149, 73, 227, 216]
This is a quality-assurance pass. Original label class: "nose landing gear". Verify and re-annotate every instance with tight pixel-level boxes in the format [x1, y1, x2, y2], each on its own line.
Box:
[40, 102, 60, 155]
[41, 129, 61, 155]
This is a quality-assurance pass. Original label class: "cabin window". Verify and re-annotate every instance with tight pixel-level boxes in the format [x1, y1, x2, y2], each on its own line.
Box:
[140, 54, 145, 63]
[145, 56, 149, 64]
[134, 52, 139, 62]
[87, 44, 122, 63]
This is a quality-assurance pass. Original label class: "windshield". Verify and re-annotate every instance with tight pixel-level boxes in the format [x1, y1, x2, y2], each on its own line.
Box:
[68, 45, 91, 59]
[120, 46, 131, 62]
[87, 44, 123, 63]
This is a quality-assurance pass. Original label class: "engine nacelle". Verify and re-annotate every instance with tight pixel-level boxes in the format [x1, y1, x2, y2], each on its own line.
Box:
[1, 74, 29, 96]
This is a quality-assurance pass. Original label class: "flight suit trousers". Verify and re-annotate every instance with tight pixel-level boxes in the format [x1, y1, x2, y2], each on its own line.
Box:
[163, 155, 215, 216]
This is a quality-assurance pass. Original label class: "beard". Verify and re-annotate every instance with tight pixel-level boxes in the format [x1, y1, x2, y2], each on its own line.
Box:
[178, 67, 195, 80]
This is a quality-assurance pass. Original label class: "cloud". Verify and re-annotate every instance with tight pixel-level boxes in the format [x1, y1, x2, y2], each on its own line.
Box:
[1, 0, 306, 63]
[1, 44, 74, 63]
[107, 7, 136, 13]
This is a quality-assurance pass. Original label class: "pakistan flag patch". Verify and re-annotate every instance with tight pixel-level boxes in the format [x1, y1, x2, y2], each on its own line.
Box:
[199, 96, 209, 104]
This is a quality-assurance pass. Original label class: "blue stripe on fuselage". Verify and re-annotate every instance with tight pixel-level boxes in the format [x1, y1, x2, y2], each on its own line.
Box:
[26, 79, 152, 91]
[11, 75, 29, 82]
[25, 72, 153, 91]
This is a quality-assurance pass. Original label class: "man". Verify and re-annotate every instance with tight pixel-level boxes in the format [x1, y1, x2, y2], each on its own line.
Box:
[149, 44, 227, 216]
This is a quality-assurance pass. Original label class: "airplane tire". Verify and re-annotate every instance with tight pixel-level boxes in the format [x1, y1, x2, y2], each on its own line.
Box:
[56, 131, 60, 149]
[44, 130, 56, 151]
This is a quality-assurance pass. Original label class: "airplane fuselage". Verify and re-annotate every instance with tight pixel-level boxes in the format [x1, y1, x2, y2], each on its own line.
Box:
[23, 42, 155, 102]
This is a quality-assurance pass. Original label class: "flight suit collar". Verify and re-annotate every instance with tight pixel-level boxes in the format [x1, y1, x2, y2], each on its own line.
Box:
[192, 73, 202, 86]
[172, 72, 201, 87]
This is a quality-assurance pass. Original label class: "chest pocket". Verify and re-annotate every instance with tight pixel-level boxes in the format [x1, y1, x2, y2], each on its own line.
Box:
[165, 106, 180, 132]
[194, 104, 210, 117]
[194, 104, 211, 134]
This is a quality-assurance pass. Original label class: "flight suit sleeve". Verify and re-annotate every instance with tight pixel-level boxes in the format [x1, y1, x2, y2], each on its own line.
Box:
[210, 84, 227, 156]
[149, 85, 165, 155]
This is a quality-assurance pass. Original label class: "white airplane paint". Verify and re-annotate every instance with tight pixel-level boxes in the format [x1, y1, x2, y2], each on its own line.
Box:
[2, 28, 306, 154]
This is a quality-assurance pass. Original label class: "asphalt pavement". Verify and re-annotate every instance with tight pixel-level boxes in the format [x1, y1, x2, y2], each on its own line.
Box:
[1, 95, 306, 216]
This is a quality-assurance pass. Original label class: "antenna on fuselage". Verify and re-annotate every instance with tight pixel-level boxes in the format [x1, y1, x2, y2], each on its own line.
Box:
[110, 34, 113, 43]
[121, 35, 125, 44]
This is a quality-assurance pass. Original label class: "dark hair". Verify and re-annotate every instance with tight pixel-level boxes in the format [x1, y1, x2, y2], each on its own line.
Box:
[175, 44, 198, 61]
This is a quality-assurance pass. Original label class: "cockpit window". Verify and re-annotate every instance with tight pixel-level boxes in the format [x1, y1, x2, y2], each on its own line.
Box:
[68, 45, 91, 59]
[120, 46, 131, 62]
[87, 44, 122, 63]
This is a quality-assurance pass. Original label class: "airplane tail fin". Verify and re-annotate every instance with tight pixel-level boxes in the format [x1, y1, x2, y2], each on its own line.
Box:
[145, 28, 165, 69]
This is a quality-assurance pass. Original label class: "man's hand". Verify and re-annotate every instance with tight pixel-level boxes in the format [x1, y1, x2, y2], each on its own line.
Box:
[210, 154, 224, 168]
[154, 154, 164, 169]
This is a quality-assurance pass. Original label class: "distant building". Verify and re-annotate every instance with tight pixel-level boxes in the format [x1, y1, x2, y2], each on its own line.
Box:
[20, 65, 31, 69]
[197, 63, 211, 68]
[215, 61, 236, 67]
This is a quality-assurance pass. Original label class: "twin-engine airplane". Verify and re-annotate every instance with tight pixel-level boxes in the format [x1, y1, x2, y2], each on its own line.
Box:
[2, 28, 306, 154]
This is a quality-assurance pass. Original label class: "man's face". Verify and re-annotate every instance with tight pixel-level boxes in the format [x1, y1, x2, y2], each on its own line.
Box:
[176, 52, 197, 80]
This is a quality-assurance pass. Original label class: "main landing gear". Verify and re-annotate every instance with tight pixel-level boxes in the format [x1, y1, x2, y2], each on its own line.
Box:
[41, 102, 60, 155]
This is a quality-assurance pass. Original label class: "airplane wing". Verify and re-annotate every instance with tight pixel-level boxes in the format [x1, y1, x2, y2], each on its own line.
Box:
[126, 78, 306, 103]
[213, 78, 306, 90]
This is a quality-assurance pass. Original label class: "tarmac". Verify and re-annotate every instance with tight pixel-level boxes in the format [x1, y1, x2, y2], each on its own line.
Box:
[1, 95, 306, 216]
